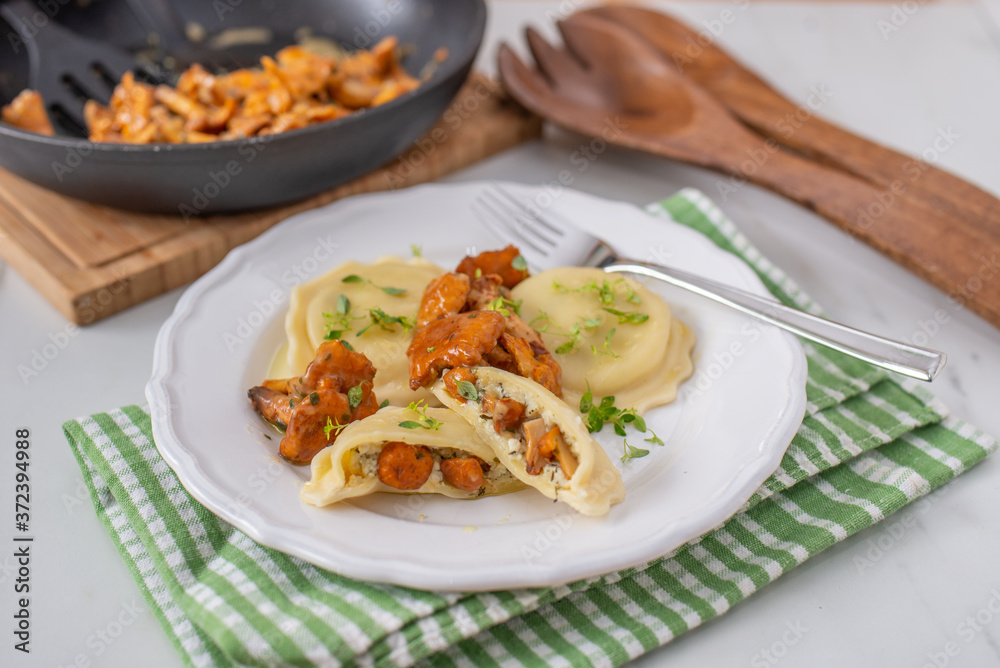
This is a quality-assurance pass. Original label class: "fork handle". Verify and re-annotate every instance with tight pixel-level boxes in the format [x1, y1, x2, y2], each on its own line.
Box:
[602, 260, 946, 381]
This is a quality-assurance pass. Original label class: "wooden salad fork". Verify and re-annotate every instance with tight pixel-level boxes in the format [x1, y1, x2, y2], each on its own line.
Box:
[498, 14, 1000, 329]
[581, 5, 1000, 240]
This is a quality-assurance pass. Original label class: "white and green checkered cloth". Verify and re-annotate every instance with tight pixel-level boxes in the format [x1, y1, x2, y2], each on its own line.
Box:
[63, 189, 996, 667]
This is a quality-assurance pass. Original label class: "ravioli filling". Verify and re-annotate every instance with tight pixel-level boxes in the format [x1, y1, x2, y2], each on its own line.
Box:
[444, 369, 579, 482]
[342, 443, 515, 495]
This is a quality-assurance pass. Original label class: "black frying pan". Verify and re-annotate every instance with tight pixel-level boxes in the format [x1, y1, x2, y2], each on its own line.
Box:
[0, 0, 486, 214]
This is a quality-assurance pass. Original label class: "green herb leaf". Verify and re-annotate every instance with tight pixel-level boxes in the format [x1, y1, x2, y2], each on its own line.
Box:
[602, 307, 649, 325]
[621, 438, 650, 462]
[347, 384, 363, 410]
[597, 280, 616, 305]
[591, 327, 619, 359]
[398, 421, 423, 429]
[340, 339, 354, 351]
[309, 392, 320, 406]
[379, 399, 389, 409]
[512, 254, 528, 271]
[456, 380, 479, 402]
[410, 244, 423, 258]
[586, 408, 604, 433]
[357, 308, 416, 337]
[555, 341, 576, 355]
[579, 382, 593, 414]
[486, 296, 511, 317]
[337, 294, 350, 315]
[341, 274, 406, 296]
[644, 431, 664, 446]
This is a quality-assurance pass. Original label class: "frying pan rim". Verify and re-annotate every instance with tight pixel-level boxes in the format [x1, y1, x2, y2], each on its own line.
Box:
[0, 0, 487, 152]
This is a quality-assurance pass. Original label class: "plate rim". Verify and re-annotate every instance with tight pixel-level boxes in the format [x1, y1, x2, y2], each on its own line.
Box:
[146, 180, 807, 591]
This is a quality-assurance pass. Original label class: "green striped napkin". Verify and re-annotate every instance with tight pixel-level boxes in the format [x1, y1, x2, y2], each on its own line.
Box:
[63, 188, 996, 668]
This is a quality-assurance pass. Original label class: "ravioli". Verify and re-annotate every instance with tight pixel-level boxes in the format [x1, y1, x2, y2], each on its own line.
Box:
[433, 367, 626, 516]
[282, 257, 445, 407]
[301, 407, 525, 505]
[512, 267, 695, 413]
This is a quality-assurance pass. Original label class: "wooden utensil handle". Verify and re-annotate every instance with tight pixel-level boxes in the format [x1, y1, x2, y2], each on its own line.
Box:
[737, 105, 1000, 243]
[732, 145, 1000, 326]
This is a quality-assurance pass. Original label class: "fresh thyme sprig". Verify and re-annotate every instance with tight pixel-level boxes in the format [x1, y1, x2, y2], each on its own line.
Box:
[553, 278, 642, 306]
[341, 274, 406, 296]
[485, 296, 523, 317]
[323, 296, 415, 340]
[323, 294, 363, 340]
[579, 382, 664, 459]
[398, 400, 443, 430]
[530, 311, 601, 355]
[323, 415, 349, 441]
[356, 308, 415, 337]
[590, 328, 620, 359]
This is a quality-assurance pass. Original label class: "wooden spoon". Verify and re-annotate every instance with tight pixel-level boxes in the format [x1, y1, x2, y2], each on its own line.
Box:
[499, 14, 1000, 328]
[582, 5, 1000, 242]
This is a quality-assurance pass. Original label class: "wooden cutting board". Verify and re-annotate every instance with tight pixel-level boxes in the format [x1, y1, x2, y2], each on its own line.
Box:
[0, 73, 542, 325]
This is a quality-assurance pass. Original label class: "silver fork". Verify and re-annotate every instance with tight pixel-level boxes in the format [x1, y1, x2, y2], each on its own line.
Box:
[472, 184, 946, 382]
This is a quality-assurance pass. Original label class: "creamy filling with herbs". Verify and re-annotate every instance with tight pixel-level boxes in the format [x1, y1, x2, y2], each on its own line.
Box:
[471, 380, 575, 488]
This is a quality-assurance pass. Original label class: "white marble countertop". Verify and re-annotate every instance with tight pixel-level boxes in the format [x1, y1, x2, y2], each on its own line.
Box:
[4, 2, 1000, 666]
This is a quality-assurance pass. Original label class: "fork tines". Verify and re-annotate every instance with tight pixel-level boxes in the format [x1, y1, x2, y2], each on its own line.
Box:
[472, 184, 566, 263]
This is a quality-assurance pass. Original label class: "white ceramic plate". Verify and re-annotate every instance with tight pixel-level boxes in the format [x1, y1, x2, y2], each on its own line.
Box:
[147, 182, 806, 592]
